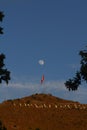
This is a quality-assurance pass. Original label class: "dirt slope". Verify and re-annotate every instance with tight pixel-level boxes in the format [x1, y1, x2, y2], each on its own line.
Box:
[0, 93, 87, 130]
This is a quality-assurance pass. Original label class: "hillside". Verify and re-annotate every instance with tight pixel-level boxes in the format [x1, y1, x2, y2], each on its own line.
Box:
[0, 93, 87, 130]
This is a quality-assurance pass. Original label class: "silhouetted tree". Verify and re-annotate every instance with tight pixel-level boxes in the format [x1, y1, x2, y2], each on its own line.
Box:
[0, 12, 4, 21]
[0, 27, 3, 34]
[0, 53, 10, 84]
[65, 46, 87, 91]
[0, 11, 10, 84]
[0, 11, 4, 34]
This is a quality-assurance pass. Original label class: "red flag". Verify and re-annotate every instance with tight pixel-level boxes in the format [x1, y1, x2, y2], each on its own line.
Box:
[41, 75, 44, 84]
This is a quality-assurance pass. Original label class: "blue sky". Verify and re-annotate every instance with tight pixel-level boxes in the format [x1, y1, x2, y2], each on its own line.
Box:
[0, 0, 87, 103]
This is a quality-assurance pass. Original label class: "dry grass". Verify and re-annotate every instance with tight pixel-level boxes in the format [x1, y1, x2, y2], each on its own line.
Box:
[0, 93, 87, 130]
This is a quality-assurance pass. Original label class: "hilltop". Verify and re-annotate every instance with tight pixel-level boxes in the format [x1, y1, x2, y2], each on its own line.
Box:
[0, 93, 87, 130]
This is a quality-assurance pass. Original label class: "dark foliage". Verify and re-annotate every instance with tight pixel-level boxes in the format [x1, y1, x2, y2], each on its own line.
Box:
[79, 50, 87, 82]
[0, 54, 10, 84]
[0, 120, 7, 130]
[35, 128, 40, 130]
[0, 27, 3, 34]
[0, 12, 4, 22]
[0, 11, 11, 84]
[65, 46, 87, 91]
[0, 12, 4, 34]
[65, 71, 81, 91]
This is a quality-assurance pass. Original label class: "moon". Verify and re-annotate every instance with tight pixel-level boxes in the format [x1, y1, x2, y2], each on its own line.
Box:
[38, 60, 45, 65]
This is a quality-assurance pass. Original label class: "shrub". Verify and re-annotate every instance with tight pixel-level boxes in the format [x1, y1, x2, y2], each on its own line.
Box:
[35, 128, 40, 130]
[0, 120, 7, 130]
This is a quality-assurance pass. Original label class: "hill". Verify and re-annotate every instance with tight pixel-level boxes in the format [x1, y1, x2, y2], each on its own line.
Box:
[0, 93, 87, 130]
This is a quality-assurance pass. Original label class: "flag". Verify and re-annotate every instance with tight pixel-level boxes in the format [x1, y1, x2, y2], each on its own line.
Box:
[41, 75, 44, 84]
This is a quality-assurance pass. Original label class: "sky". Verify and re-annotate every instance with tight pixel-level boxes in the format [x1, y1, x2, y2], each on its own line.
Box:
[0, 0, 87, 103]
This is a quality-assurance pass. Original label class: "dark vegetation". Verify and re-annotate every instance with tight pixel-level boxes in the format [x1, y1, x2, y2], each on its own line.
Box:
[0, 120, 6, 130]
[0, 12, 4, 34]
[28, 128, 40, 130]
[35, 128, 40, 130]
[0, 11, 10, 84]
[65, 46, 87, 91]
